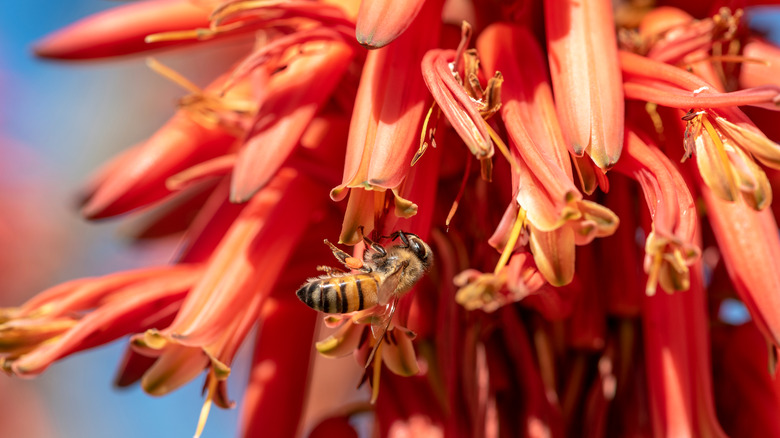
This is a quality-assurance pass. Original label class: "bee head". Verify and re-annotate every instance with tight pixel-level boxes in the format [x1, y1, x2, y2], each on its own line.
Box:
[404, 233, 433, 269]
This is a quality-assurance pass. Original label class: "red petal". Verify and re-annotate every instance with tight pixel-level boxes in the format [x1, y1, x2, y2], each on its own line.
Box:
[240, 296, 317, 437]
[230, 41, 354, 202]
[34, 0, 212, 60]
[702, 183, 780, 349]
[355, 0, 428, 49]
[82, 113, 236, 219]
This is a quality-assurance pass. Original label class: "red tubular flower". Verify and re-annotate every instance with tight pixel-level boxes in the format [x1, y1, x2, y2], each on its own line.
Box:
[13, 1, 780, 436]
[355, 0, 426, 49]
[615, 128, 700, 295]
[740, 37, 780, 89]
[702, 183, 780, 350]
[622, 50, 780, 210]
[240, 295, 317, 438]
[230, 39, 355, 202]
[0, 265, 198, 376]
[478, 23, 581, 231]
[642, 261, 726, 438]
[33, 0, 214, 59]
[138, 167, 321, 350]
[332, 0, 443, 243]
[621, 51, 780, 112]
[82, 112, 238, 219]
[421, 48, 494, 171]
[566, 246, 607, 351]
[545, 0, 625, 169]
[596, 175, 644, 316]
[712, 319, 780, 436]
[477, 22, 618, 286]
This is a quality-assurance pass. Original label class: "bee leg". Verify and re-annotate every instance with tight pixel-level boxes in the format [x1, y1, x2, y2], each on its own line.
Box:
[361, 234, 387, 257]
[316, 265, 346, 276]
[324, 239, 369, 272]
[394, 230, 411, 247]
[324, 239, 352, 263]
[355, 225, 387, 257]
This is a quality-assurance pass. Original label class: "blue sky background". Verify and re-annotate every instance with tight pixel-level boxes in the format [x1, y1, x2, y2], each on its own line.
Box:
[1, 2, 779, 438]
[0, 2, 249, 438]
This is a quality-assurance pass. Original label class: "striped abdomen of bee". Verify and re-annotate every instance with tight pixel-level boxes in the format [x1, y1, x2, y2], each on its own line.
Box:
[296, 273, 382, 314]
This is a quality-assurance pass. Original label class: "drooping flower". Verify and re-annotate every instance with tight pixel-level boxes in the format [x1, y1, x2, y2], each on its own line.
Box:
[6, 1, 780, 437]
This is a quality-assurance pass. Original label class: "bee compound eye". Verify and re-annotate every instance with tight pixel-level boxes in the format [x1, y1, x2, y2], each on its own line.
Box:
[410, 239, 424, 257]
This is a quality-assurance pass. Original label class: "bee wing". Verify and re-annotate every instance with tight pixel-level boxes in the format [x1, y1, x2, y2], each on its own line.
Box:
[370, 297, 397, 340]
[363, 261, 405, 368]
[376, 259, 406, 306]
[364, 295, 399, 369]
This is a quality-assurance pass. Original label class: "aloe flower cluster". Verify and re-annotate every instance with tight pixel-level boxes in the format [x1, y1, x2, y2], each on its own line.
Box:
[5, 0, 780, 436]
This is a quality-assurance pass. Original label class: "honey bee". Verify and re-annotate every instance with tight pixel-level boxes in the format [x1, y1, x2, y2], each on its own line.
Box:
[296, 230, 433, 365]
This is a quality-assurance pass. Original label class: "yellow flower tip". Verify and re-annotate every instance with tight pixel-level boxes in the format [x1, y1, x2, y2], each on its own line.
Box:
[392, 189, 418, 218]
[546, 268, 574, 288]
[572, 154, 602, 195]
[529, 227, 576, 287]
[315, 321, 364, 358]
[141, 374, 173, 397]
[587, 141, 624, 172]
[685, 112, 780, 210]
[9, 362, 32, 376]
[0, 318, 76, 354]
[355, 31, 382, 50]
[339, 227, 363, 246]
[644, 249, 664, 296]
[643, 232, 700, 295]
[136, 329, 169, 350]
[0, 358, 12, 376]
[569, 200, 620, 245]
[315, 335, 342, 355]
[560, 206, 583, 223]
[323, 315, 346, 328]
[0, 307, 19, 324]
[454, 270, 508, 312]
[382, 328, 420, 377]
[330, 186, 348, 202]
[203, 350, 231, 380]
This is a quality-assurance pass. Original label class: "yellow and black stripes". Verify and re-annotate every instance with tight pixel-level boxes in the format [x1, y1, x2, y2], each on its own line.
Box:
[296, 273, 381, 314]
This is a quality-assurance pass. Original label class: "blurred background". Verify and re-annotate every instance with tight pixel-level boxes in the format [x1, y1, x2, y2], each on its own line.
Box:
[2, 1, 780, 438]
[0, 2, 252, 437]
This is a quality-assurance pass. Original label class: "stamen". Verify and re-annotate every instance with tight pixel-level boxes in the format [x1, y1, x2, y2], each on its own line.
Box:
[486, 124, 519, 172]
[369, 342, 383, 404]
[701, 116, 736, 188]
[645, 248, 664, 296]
[210, 0, 287, 26]
[479, 158, 493, 182]
[193, 371, 218, 438]
[146, 58, 202, 95]
[453, 21, 473, 74]
[145, 28, 216, 43]
[644, 103, 665, 141]
[445, 151, 473, 228]
[686, 54, 769, 66]
[493, 207, 526, 275]
[412, 102, 440, 165]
